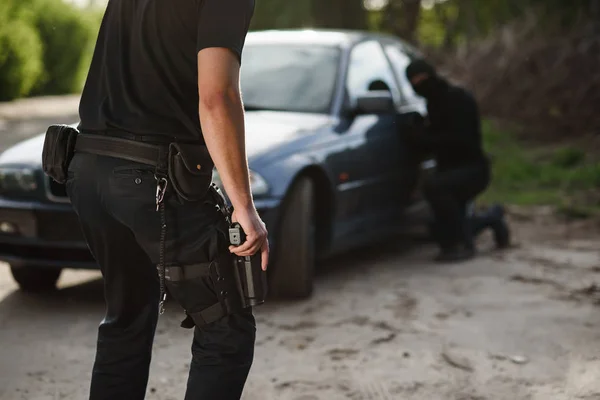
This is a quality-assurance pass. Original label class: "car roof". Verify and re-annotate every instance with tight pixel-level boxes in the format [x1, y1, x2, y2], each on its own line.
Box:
[245, 29, 398, 49]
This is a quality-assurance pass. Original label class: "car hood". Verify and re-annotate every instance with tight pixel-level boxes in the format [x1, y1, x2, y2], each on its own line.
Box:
[0, 112, 331, 167]
[244, 111, 330, 159]
[0, 134, 47, 166]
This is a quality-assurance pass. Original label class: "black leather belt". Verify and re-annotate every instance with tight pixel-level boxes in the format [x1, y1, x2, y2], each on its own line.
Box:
[80, 128, 174, 144]
[75, 134, 165, 167]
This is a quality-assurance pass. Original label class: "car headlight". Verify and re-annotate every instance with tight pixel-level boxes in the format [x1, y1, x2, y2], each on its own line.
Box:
[0, 167, 38, 192]
[212, 169, 269, 197]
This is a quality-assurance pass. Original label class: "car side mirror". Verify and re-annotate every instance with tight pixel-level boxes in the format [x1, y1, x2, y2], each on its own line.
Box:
[355, 91, 395, 115]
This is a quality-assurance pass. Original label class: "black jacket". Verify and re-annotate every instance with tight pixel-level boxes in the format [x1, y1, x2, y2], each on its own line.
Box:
[408, 82, 488, 170]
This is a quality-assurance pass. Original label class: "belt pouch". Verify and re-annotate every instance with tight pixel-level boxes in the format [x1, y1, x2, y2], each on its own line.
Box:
[168, 142, 214, 201]
[42, 124, 79, 184]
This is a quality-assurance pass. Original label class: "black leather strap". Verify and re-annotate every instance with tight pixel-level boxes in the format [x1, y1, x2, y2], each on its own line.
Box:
[165, 263, 212, 282]
[102, 129, 174, 145]
[75, 134, 163, 166]
[187, 303, 227, 327]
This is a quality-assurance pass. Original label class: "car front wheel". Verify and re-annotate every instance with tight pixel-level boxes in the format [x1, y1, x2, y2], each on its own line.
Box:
[269, 176, 316, 299]
[10, 265, 62, 293]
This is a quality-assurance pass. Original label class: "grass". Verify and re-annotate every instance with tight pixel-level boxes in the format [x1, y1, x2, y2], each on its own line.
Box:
[479, 120, 600, 217]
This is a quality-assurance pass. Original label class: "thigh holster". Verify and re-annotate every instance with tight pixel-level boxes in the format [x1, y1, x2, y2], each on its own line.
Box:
[164, 248, 245, 329]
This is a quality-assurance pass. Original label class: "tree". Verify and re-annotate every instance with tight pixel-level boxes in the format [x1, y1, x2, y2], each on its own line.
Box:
[381, 0, 422, 43]
[311, 0, 367, 30]
[250, 0, 313, 30]
[250, 0, 367, 31]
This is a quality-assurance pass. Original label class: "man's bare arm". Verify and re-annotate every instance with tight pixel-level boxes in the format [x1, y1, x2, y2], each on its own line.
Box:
[197, 48, 252, 210]
[197, 47, 268, 267]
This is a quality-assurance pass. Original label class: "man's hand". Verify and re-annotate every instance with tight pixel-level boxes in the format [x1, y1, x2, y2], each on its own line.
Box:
[229, 206, 269, 271]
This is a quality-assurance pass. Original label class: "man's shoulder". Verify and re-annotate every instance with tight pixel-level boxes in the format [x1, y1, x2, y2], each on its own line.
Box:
[447, 84, 473, 98]
[447, 84, 477, 107]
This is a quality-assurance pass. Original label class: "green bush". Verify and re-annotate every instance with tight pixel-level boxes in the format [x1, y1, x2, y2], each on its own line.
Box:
[551, 147, 585, 169]
[481, 120, 600, 212]
[74, 8, 105, 92]
[0, 18, 44, 101]
[0, 0, 101, 100]
[27, 0, 99, 95]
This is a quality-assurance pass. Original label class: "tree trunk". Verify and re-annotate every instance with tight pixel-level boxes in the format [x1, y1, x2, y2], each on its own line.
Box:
[251, 0, 313, 30]
[591, 0, 600, 20]
[342, 0, 368, 29]
[382, 0, 422, 44]
[434, 0, 463, 50]
[311, 0, 367, 29]
[463, 0, 479, 48]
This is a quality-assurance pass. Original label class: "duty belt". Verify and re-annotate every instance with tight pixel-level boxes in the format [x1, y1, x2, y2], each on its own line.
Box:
[75, 134, 166, 166]
[74, 133, 230, 318]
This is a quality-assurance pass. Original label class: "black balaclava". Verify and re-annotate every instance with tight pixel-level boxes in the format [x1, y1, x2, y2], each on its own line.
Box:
[405, 59, 446, 100]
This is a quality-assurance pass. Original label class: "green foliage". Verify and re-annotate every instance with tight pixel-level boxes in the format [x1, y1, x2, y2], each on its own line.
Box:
[250, 0, 313, 30]
[75, 8, 105, 91]
[556, 203, 595, 220]
[551, 147, 585, 169]
[248, 0, 596, 43]
[415, 0, 596, 49]
[0, 7, 44, 101]
[250, 0, 366, 31]
[1, 0, 593, 100]
[480, 120, 600, 212]
[27, 0, 99, 95]
[417, 7, 447, 48]
[0, 0, 101, 100]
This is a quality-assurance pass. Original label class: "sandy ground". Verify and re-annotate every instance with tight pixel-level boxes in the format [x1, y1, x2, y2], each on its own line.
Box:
[0, 222, 599, 400]
[1, 98, 600, 400]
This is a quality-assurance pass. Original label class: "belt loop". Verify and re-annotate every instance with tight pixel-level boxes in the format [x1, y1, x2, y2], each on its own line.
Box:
[156, 145, 169, 177]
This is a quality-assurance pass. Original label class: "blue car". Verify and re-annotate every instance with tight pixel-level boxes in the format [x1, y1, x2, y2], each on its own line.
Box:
[0, 29, 432, 298]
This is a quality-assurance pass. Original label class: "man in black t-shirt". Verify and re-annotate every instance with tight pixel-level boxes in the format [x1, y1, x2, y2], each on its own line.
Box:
[67, 1, 268, 399]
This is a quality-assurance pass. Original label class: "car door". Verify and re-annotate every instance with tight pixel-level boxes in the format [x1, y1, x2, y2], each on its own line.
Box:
[382, 40, 430, 206]
[324, 40, 395, 247]
[342, 40, 409, 233]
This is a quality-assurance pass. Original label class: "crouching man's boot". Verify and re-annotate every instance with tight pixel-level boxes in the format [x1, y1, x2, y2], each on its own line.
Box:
[489, 204, 510, 249]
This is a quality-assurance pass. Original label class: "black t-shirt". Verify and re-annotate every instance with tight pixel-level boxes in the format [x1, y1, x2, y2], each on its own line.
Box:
[78, 0, 255, 142]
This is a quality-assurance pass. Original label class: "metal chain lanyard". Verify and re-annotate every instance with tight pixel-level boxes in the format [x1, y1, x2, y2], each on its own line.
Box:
[155, 175, 169, 315]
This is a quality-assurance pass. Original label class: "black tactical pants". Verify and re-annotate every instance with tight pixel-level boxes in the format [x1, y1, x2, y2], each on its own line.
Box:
[66, 152, 256, 400]
[423, 161, 490, 251]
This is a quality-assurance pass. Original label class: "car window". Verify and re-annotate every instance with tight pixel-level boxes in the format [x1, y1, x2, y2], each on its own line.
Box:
[240, 44, 341, 114]
[346, 40, 401, 107]
[383, 44, 421, 103]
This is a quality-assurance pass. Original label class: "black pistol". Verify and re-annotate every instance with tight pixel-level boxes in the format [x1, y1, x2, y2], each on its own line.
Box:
[228, 222, 268, 307]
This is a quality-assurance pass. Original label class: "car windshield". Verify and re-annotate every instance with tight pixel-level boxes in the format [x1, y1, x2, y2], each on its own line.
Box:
[240, 44, 341, 114]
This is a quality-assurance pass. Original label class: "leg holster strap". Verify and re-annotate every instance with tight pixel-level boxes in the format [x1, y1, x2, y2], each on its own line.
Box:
[165, 263, 211, 282]
[165, 254, 244, 329]
[185, 303, 226, 328]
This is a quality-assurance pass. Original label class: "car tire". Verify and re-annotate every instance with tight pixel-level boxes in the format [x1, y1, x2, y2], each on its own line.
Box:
[269, 176, 316, 299]
[10, 265, 62, 293]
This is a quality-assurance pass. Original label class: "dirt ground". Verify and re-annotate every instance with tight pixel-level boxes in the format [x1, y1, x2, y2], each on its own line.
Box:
[1, 98, 600, 400]
[0, 214, 599, 400]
